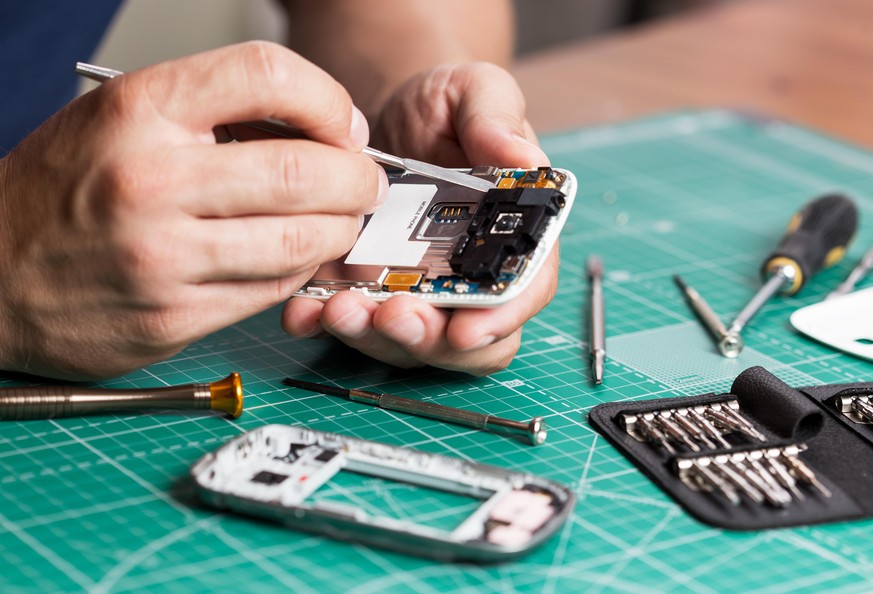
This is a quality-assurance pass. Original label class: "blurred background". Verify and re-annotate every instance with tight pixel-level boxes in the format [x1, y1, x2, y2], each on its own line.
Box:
[89, 0, 730, 72]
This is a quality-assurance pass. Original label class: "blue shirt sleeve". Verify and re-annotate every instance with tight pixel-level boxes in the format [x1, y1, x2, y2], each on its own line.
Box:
[0, 0, 123, 155]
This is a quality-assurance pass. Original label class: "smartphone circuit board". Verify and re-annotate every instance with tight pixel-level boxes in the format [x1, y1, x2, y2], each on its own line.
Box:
[297, 166, 577, 307]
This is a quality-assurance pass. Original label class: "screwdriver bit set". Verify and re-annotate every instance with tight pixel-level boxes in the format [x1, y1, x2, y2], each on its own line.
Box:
[674, 444, 829, 508]
[589, 366, 873, 529]
[620, 399, 765, 453]
[835, 391, 873, 424]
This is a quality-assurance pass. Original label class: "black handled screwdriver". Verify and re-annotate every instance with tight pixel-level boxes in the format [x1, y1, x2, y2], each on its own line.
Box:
[718, 193, 858, 356]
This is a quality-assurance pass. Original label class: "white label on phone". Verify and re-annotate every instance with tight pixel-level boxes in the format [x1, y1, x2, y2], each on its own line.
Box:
[344, 184, 435, 267]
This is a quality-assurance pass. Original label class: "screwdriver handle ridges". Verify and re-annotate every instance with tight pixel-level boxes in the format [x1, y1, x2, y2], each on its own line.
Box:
[762, 193, 858, 295]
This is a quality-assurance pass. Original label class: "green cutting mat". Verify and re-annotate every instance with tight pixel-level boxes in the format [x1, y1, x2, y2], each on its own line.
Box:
[2, 110, 873, 593]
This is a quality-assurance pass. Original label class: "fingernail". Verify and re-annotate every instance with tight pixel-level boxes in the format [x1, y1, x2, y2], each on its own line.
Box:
[300, 325, 325, 339]
[380, 313, 426, 347]
[357, 214, 365, 231]
[512, 132, 535, 145]
[460, 334, 496, 352]
[511, 133, 549, 167]
[373, 167, 389, 210]
[350, 106, 370, 149]
[330, 307, 370, 339]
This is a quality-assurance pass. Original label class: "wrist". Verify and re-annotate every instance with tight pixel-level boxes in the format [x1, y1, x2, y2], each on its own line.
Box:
[0, 156, 24, 374]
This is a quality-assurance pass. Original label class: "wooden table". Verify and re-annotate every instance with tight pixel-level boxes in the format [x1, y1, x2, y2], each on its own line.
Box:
[514, 0, 873, 147]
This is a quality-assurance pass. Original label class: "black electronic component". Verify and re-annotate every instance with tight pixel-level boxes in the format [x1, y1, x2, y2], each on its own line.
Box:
[251, 470, 289, 485]
[449, 187, 566, 284]
[521, 171, 540, 184]
[315, 449, 338, 463]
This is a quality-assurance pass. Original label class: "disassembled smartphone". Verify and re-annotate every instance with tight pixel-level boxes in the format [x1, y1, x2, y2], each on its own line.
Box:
[190, 425, 575, 562]
[296, 166, 578, 307]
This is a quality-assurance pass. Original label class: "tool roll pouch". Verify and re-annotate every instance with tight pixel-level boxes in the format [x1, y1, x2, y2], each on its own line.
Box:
[588, 366, 873, 530]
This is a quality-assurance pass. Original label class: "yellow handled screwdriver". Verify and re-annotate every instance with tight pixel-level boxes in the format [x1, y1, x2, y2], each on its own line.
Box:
[718, 193, 858, 357]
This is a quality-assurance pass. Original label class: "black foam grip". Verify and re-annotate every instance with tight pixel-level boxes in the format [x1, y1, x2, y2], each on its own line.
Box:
[730, 366, 823, 440]
[762, 193, 857, 293]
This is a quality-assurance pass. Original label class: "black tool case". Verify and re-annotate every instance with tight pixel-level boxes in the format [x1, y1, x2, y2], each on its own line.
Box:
[588, 366, 873, 529]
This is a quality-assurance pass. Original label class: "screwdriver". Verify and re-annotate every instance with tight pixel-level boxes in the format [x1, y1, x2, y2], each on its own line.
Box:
[718, 193, 858, 357]
[282, 378, 547, 446]
[0, 373, 243, 420]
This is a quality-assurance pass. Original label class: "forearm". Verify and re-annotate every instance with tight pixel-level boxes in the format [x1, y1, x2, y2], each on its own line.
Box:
[284, 0, 514, 118]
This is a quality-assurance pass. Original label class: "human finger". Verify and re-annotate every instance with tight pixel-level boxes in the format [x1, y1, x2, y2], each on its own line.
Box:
[112, 41, 369, 149]
[182, 213, 364, 282]
[314, 292, 424, 369]
[282, 296, 328, 339]
[173, 141, 387, 217]
[445, 246, 560, 352]
[125, 273, 318, 349]
[450, 63, 550, 166]
[369, 296, 521, 375]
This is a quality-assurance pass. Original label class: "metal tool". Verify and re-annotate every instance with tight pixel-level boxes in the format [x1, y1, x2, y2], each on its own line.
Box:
[75, 62, 496, 193]
[0, 373, 243, 420]
[621, 400, 761, 452]
[718, 193, 858, 357]
[780, 445, 832, 498]
[703, 406, 767, 443]
[282, 378, 546, 446]
[587, 255, 606, 384]
[827, 245, 873, 299]
[673, 274, 744, 357]
[835, 392, 873, 424]
[685, 408, 732, 450]
[676, 444, 831, 507]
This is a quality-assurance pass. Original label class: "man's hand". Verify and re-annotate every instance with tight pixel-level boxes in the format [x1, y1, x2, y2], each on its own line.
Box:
[0, 42, 386, 380]
[282, 63, 559, 376]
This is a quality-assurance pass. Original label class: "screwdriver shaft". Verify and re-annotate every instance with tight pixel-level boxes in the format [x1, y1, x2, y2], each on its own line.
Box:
[588, 256, 606, 385]
[725, 269, 791, 337]
[827, 246, 873, 299]
[282, 378, 546, 446]
[674, 275, 728, 338]
[674, 275, 745, 357]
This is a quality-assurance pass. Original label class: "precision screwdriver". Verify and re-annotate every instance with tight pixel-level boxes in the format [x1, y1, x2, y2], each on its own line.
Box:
[282, 378, 547, 446]
[718, 193, 858, 357]
[0, 373, 243, 420]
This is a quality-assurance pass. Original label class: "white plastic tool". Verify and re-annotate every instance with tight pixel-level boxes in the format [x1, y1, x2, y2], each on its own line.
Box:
[790, 286, 873, 361]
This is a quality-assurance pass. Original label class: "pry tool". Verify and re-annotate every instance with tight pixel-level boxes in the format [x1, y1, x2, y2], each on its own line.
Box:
[718, 193, 857, 357]
[75, 62, 495, 193]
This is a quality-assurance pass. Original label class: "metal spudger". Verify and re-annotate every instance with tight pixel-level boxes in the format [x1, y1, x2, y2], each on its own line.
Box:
[587, 256, 606, 385]
[282, 378, 547, 446]
[75, 62, 496, 193]
[0, 373, 244, 420]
